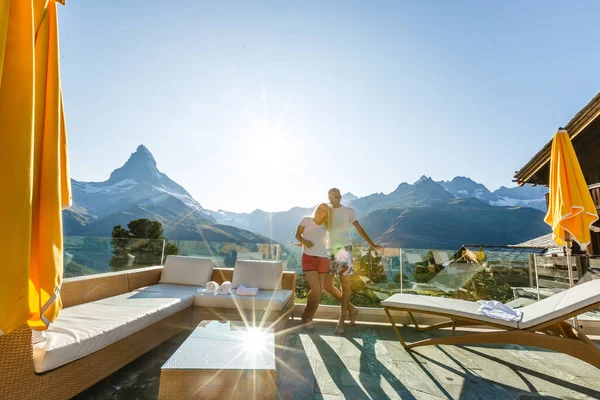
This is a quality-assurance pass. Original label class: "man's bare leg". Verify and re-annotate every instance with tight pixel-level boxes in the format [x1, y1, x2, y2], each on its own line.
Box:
[323, 274, 359, 325]
[334, 275, 352, 334]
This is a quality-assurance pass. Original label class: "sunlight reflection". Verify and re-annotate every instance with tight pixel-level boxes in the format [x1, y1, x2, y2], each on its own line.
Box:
[242, 327, 269, 354]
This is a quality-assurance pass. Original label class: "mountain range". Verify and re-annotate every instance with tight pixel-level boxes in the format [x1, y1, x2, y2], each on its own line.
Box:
[439, 176, 548, 211]
[65, 145, 550, 249]
[209, 176, 549, 248]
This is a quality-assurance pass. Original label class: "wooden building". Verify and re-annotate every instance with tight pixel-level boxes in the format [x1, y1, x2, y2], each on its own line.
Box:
[514, 92, 600, 255]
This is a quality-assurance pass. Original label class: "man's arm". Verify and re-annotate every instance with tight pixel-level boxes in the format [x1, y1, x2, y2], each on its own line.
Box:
[352, 221, 383, 252]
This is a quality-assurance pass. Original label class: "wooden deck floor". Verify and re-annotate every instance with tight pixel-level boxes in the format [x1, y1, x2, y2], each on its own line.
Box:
[75, 320, 600, 399]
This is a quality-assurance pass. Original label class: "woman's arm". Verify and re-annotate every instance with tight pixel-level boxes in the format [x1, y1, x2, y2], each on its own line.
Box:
[352, 221, 383, 251]
[295, 225, 313, 248]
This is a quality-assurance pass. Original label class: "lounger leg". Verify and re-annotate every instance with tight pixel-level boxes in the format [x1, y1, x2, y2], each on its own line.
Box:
[384, 307, 409, 348]
[417, 319, 471, 332]
[407, 312, 421, 331]
[571, 324, 595, 345]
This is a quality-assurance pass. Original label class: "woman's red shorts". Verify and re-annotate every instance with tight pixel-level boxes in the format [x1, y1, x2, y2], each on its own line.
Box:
[302, 253, 330, 274]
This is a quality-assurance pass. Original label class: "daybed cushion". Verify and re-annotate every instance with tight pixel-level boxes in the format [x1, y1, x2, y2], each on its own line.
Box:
[518, 279, 600, 329]
[33, 290, 194, 373]
[193, 289, 293, 311]
[231, 260, 283, 290]
[136, 283, 204, 296]
[159, 255, 214, 286]
[382, 294, 519, 328]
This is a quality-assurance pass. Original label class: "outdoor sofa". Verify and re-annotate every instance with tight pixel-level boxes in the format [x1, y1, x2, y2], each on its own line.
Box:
[382, 279, 600, 368]
[0, 256, 296, 400]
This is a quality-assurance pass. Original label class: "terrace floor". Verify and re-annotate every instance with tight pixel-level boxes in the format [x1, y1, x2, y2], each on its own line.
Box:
[75, 320, 600, 400]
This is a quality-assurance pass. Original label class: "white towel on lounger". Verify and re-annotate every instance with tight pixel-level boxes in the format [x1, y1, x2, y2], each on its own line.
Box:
[477, 300, 523, 322]
[216, 281, 234, 295]
[197, 281, 220, 294]
[236, 285, 259, 296]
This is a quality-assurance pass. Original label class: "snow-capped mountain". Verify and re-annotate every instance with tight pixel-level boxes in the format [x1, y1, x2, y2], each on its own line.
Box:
[341, 192, 358, 205]
[490, 185, 548, 211]
[438, 176, 501, 203]
[64, 145, 271, 243]
[437, 176, 547, 211]
[70, 145, 214, 221]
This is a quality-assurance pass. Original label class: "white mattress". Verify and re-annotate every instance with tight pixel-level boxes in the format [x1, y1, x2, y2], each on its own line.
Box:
[194, 290, 293, 312]
[381, 294, 519, 328]
[518, 279, 600, 329]
[383, 279, 600, 330]
[136, 283, 205, 296]
[33, 290, 194, 373]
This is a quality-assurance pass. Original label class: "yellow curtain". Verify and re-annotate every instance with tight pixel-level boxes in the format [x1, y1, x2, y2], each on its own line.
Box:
[0, 0, 71, 336]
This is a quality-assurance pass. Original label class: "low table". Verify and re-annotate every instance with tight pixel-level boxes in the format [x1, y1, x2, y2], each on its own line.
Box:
[158, 320, 276, 400]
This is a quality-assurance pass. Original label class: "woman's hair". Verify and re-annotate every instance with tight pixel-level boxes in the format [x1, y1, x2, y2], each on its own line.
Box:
[312, 203, 330, 228]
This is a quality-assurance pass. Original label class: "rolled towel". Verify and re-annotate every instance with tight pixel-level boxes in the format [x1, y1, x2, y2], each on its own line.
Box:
[216, 281, 233, 295]
[236, 284, 259, 296]
[477, 300, 523, 322]
[197, 280, 220, 294]
[206, 281, 219, 293]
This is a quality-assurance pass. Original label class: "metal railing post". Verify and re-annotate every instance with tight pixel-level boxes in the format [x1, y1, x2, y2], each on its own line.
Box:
[533, 254, 540, 301]
[400, 248, 403, 294]
[161, 240, 166, 265]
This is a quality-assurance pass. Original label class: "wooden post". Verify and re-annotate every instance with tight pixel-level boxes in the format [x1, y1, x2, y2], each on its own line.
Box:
[575, 255, 588, 282]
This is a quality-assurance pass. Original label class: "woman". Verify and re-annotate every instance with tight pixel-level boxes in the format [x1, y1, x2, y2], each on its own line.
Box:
[295, 203, 330, 329]
[324, 188, 383, 335]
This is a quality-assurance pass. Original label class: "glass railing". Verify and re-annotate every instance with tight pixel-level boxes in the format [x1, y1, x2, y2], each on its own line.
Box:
[63, 236, 284, 278]
[168, 240, 284, 268]
[295, 245, 548, 308]
[65, 237, 599, 317]
[299, 246, 599, 311]
[64, 236, 169, 277]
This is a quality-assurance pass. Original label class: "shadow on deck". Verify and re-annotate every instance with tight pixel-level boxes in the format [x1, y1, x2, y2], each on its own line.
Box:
[75, 321, 600, 400]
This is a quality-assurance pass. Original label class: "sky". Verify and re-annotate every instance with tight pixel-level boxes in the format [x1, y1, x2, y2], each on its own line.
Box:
[58, 1, 600, 213]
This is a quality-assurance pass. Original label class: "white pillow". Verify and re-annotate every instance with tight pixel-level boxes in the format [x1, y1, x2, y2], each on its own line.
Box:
[231, 260, 283, 290]
[159, 256, 214, 286]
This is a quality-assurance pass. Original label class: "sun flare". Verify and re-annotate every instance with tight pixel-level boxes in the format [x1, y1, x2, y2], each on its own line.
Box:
[242, 327, 269, 354]
[241, 130, 290, 167]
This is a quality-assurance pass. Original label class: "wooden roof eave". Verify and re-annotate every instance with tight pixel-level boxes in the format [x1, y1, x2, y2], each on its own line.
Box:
[514, 92, 600, 186]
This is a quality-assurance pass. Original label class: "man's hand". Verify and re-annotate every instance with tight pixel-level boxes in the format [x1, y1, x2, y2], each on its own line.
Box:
[304, 241, 314, 248]
[371, 244, 384, 253]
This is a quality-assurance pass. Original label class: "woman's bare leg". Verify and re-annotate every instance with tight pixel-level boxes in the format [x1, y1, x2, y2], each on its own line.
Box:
[323, 274, 359, 325]
[334, 275, 352, 334]
[301, 271, 322, 329]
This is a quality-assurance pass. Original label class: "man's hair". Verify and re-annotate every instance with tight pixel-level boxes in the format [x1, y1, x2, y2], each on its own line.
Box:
[328, 188, 341, 195]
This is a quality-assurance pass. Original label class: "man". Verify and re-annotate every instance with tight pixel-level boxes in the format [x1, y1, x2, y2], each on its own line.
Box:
[323, 188, 384, 334]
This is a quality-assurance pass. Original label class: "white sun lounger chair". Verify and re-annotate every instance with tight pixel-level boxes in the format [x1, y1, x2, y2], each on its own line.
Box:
[382, 279, 600, 368]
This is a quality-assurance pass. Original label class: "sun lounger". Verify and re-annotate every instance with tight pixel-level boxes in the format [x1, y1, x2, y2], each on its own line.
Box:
[382, 279, 600, 369]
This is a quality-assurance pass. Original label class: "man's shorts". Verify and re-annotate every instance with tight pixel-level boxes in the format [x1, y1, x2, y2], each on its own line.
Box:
[327, 245, 354, 276]
[302, 253, 330, 274]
